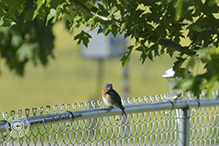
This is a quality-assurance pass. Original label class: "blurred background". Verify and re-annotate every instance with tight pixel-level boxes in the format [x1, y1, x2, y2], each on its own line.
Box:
[0, 21, 186, 112]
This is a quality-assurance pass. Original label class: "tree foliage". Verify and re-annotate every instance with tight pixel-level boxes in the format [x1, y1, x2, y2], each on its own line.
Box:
[0, 0, 219, 98]
[0, 0, 54, 75]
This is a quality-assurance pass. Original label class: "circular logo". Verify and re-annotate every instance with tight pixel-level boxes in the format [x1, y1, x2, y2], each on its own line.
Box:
[5, 114, 30, 138]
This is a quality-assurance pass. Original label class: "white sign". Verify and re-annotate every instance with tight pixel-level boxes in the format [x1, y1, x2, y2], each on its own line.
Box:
[81, 27, 127, 59]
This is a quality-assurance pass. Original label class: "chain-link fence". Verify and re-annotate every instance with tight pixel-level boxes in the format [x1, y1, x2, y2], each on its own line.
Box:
[0, 91, 218, 146]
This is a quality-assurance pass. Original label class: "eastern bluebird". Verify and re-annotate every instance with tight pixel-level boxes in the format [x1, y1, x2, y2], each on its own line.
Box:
[102, 83, 127, 116]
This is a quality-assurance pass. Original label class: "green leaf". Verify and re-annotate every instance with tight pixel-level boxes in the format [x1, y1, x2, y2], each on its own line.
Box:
[8, 0, 20, 17]
[173, 57, 186, 69]
[175, 76, 194, 91]
[137, 46, 147, 63]
[46, 8, 56, 24]
[111, 24, 118, 37]
[0, 16, 4, 25]
[175, 0, 183, 21]
[186, 56, 197, 69]
[16, 43, 37, 62]
[120, 22, 127, 33]
[121, 45, 133, 66]
[146, 46, 154, 61]
[24, 9, 34, 22]
[98, 21, 111, 35]
[50, 0, 62, 8]
[97, 3, 108, 16]
[74, 31, 92, 49]
[136, 45, 155, 63]
[107, 6, 118, 19]
[197, 45, 211, 58]
[167, 48, 174, 57]
[151, 44, 159, 57]
[33, 0, 45, 19]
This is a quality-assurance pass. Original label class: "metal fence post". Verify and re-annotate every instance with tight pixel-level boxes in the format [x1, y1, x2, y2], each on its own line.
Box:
[178, 106, 190, 146]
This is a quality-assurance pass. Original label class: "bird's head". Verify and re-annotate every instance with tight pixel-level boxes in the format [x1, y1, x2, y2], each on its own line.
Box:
[104, 83, 113, 90]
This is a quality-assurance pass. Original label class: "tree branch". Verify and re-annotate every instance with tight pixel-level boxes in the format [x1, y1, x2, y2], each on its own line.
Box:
[69, 0, 196, 56]
[69, 0, 93, 17]
[69, 0, 108, 21]
[148, 36, 195, 56]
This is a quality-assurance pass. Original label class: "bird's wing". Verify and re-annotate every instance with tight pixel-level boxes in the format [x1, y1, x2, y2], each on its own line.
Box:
[107, 89, 122, 106]
[107, 89, 126, 116]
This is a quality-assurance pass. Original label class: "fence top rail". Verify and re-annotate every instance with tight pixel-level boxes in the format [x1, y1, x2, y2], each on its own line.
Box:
[1, 91, 218, 118]
[0, 98, 218, 133]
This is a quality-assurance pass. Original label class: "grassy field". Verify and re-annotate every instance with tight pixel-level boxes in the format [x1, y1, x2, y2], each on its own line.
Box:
[0, 21, 215, 113]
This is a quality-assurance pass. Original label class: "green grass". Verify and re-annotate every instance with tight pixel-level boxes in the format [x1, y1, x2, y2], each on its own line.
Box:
[0, 21, 217, 113]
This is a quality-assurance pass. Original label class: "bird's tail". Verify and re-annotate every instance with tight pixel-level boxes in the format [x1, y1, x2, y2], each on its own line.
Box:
[119, 105, 126, 116]
[121, 107, 127, 116]
[120, 105, 127, 124]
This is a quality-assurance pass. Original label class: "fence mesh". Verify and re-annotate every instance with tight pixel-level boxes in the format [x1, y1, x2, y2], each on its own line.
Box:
[0, 91, 218, 146]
